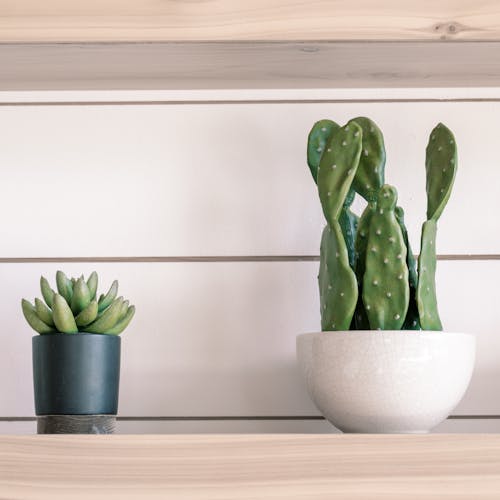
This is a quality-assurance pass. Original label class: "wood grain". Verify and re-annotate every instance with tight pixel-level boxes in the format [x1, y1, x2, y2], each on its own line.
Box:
[1, 0, 500, 42]
[1, 434, 500, 498]
[2, 41, 500, 90]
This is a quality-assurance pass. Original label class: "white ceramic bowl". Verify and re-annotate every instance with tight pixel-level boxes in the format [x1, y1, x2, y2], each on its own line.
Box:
[297, 331, 475, 433]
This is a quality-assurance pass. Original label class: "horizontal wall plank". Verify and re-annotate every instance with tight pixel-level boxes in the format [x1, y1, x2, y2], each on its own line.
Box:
[1, 0, 499, 42]
[0, 101, 498, 256]
[3, 42, 500, 90]
[1, 260, 499, 418]
[1, 418, 500, 435]
[4, 87, 500, 104]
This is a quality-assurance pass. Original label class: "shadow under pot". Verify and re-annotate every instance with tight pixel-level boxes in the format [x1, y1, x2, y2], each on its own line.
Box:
[32, 333, 120, 434]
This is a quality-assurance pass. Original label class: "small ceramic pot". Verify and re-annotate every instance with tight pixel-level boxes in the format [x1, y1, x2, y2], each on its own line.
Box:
[32, 333, 121, 434]
[297, 331, 475, 433]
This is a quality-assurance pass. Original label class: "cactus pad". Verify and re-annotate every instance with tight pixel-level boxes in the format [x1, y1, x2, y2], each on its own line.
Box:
[349, 117, 386, 202]
[307, 118, 457, 333]
[319, 223, 358, 331]
[339, 188, 359, 269]
[426, 123, 458, 221]
[416, 220, 442, 330]
[307, 119, 340, 183]
[395, 206, 421, 330]
[317, 122, 363, 226]
[362, 185, 409, 330]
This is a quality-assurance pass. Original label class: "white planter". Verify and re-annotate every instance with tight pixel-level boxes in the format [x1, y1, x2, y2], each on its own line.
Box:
[296, 331, 475, 433]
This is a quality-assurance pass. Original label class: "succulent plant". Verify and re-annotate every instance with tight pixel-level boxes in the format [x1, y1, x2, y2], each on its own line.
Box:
[22, 271, 135, 335]
[307, 118, 457, 331]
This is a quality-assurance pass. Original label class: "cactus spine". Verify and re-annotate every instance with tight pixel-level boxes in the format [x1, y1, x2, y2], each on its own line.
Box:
[307, 118, 457, 332]
[22, 272, 135, 335]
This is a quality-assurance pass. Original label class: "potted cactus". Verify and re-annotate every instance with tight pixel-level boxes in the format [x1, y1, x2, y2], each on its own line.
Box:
[22, 271, 135, 434]
[297, 118, 475, 433]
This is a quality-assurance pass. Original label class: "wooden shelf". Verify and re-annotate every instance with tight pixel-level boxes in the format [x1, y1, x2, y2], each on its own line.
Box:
[1, 434, 500, 498]
[1, 0, 500, 42]
[1, 1, 500, 90]
[2, 41, 500, 90]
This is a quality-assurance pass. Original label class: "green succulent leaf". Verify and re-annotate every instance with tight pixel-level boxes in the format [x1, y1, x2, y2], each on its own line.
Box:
[34, 298, 55, 327]
[106, 305, 136, 335]
[86, 297, 124, 333]
[21, 299, 56, 334]
[70, 277, 92, 315]
[56, 270, 73, 304]
[75, 300, 99, 327]
[52, 293, 78, 334]
[87, 271, 98, 301]
[40, 276, 55, 308]
[98, 280, 119, 313]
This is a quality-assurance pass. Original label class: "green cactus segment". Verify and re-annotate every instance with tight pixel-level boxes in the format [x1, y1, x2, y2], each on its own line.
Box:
[307, 119, 340, 183]
[338, 188, 359, 270]
[317, 122, 363, 226]
[21, 299, 56, 334]
[339, 207, 359, 270]
[86, 297, 124, 334]
[352, 202, 377, 330]
[34, 298, 55, 327]
[106, 306, 136, 335]
[86, 271, 98, 300]
[318, 223, 358, 331]
[70, 278, 92, 315]
[56, 270, 73, 304]
[349, 117, 386, 202]
[98, 280, 119, 313]
[75, 300, 99, 327]
[417, 220, 443, 330]
[362, 185, 409, 330]
[395, 207, 421, 330]
[425, 123, 458, 221]
[40, 277, 55, 308]
[52, 294, 78, 334]
[354, 202, 376, 283]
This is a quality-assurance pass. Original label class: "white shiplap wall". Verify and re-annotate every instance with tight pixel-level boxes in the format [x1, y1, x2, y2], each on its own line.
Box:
[1, 88, 499, 434]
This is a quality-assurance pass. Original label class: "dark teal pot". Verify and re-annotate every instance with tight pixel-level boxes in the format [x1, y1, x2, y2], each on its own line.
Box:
[32, 333, 121, 416]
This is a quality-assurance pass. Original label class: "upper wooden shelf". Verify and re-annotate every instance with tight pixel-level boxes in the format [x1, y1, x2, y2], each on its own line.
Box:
[2, 434, 500, 498]
[1, 0, 500, 90]
[2, 0, 500, 42]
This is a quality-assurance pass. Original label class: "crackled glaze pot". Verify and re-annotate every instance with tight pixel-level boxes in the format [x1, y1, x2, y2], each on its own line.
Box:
[297, 331, 475, 433]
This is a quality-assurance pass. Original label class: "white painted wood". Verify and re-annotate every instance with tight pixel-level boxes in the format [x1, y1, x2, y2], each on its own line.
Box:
[0, 421, 35, 434]
[3, 88, 500, 104]
[0, 101, 498, 256]
[1, 260, 499, 417]
[1, 418, 498, 435]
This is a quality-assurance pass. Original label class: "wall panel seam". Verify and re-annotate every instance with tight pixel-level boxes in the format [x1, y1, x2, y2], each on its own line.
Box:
[0, 415, 499, 422]
[0, 255, 497, 263]
[3, 98, 500, 106]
